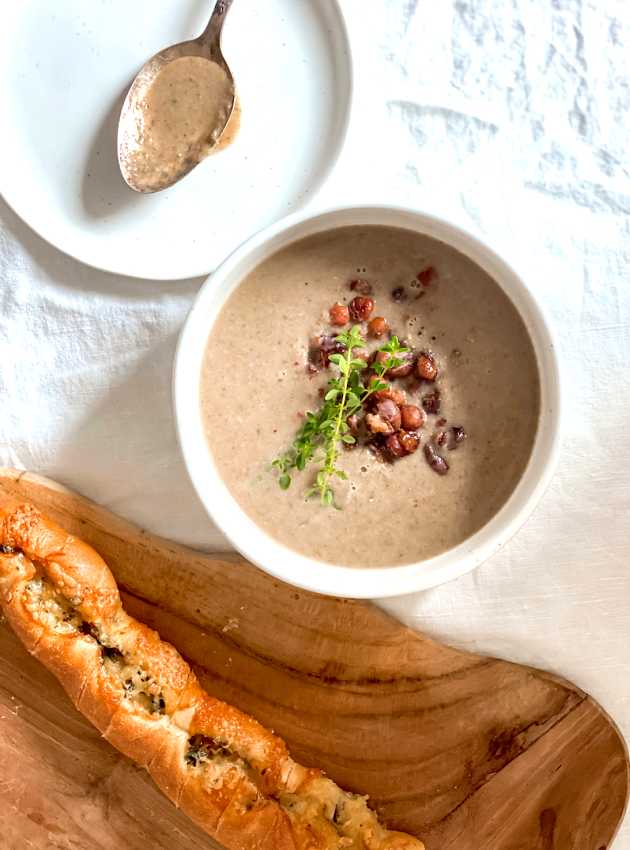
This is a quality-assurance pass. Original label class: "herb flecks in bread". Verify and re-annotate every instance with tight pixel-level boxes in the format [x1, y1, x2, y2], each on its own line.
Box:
[0, 502, 424, 850]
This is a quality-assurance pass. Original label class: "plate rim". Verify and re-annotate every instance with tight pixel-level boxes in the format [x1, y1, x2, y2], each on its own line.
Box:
[0, 0, 355, 281]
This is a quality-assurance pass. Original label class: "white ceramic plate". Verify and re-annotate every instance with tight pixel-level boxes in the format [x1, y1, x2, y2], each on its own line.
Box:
[0, 1, 351, 280]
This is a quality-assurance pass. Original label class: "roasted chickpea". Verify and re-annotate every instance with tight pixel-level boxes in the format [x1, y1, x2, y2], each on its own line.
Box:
[366, 413, 394, 435]
[373, 387, 407, 407]
[371, 349, 415, 379]
[424, 442, 449, 475]
[399, 431, 420, 454]
[329, 303, 350, 326]
[368, 316, 389, 338]
[422, 390, 441, 415]
[349, 296, 375, 322]
[317, 333, 349, 366]
[434, 430, 448, 447]
[387, 351, 415, 379]
[400, 404, 425, 431]
[371, 350, 389, 367]
[385, 433, 406, 458]
[416, 351, 438, 381]
[375, 399, 401, 430]
[449, 425, 467, 448]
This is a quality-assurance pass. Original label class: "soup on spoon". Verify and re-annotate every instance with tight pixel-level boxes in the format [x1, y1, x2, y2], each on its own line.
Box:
[118, 0, 236, 193]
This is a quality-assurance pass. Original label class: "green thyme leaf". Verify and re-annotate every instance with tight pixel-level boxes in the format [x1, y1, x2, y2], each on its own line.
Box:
[272, 324, 414, 506]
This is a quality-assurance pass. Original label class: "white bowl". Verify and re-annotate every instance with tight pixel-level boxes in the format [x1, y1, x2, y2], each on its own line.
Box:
[174, 206, 561, 599]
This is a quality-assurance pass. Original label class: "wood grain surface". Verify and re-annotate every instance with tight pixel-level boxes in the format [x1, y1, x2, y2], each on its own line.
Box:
[0, 468, 627, 850]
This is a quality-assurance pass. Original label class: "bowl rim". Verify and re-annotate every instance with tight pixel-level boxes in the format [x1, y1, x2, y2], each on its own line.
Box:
[173, 204, 562, 598]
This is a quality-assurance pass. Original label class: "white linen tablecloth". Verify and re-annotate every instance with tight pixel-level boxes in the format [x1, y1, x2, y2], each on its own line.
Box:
[1, 0, 629, 845]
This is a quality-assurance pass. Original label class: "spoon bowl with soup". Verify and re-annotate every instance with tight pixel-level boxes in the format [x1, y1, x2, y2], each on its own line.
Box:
[118, 0, 236, 193]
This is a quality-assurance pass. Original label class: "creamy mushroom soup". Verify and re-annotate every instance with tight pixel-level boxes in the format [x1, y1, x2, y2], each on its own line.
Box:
[201, 226, 540, 568]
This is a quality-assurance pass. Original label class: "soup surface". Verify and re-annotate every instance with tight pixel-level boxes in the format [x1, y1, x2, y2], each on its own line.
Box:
[201, 226, 540, 567]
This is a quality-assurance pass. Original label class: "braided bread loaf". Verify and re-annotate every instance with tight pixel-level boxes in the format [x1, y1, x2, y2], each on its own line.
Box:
[0, 502, 424, 850]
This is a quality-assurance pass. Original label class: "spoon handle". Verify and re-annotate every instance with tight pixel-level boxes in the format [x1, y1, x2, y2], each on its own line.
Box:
[199, 0, 235, 53]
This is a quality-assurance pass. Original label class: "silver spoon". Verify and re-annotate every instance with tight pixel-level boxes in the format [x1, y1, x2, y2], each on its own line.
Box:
[118, 0, 236, 194]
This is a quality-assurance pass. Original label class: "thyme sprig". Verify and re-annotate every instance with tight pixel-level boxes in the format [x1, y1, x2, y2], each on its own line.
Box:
[272, 327, 409, 506]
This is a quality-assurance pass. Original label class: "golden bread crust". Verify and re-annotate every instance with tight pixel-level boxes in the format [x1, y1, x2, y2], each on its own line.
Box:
[0, 502, 424, 850]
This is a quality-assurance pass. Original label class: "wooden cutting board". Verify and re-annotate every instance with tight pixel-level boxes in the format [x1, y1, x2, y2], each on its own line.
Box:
[0, 468, 627, 850]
